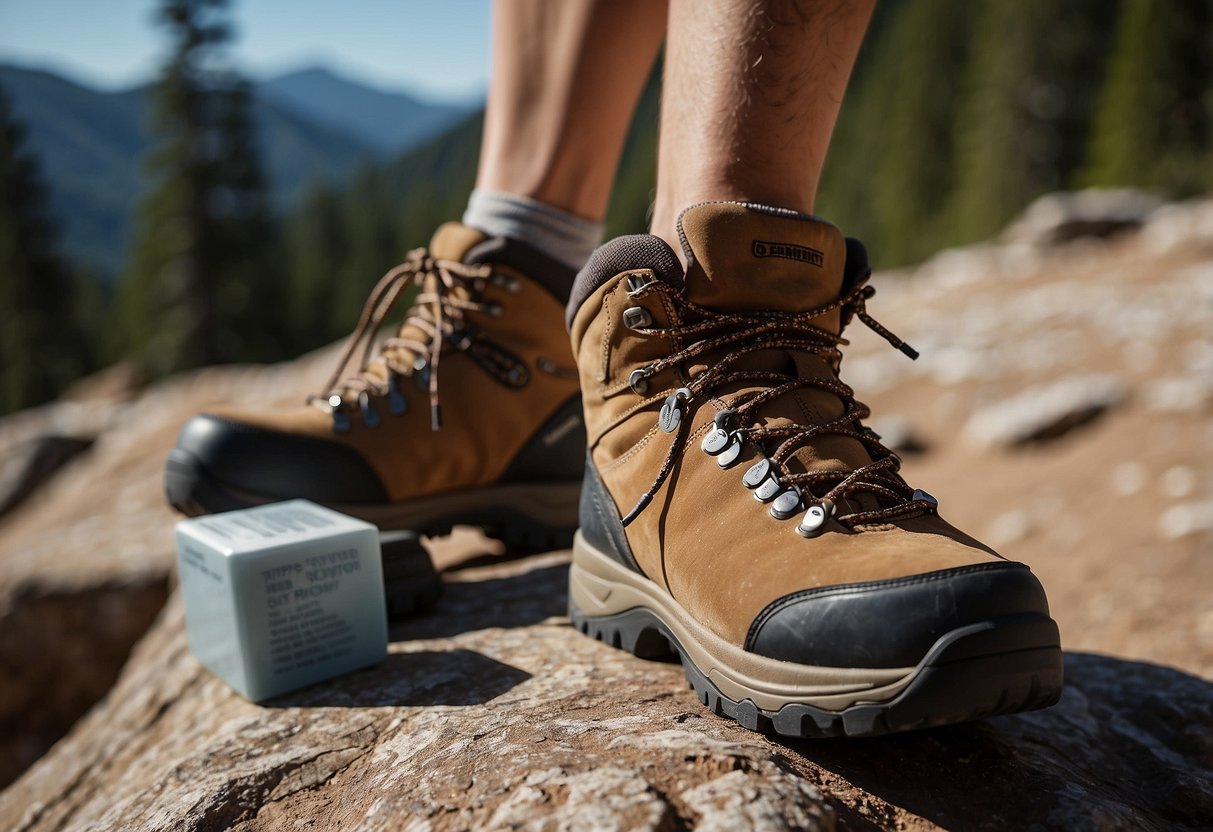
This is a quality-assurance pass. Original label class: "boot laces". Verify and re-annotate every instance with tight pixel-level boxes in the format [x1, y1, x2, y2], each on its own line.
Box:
[618, 276, 936, 532]
[308, 248, 495, 431]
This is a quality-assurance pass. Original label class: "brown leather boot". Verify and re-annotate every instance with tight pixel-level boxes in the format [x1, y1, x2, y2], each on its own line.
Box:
[166, 222, 585, 553]
[567, 202, 1063, 738]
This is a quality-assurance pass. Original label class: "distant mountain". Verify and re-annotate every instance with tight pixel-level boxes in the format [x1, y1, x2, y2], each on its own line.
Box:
[0, 64, 469, 282]
[0, 67, 146, 281]
[259, 67, 470, 154]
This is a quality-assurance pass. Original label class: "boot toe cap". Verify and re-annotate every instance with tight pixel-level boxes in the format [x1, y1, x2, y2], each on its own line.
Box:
[744, 562, 1052, 668]
[173, 413, 388, 505]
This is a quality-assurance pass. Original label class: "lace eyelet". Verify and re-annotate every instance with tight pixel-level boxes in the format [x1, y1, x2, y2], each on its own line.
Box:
[743, 457, 771, 488]
[326, 394, 351, 433]
[629, 368, 650, 394]
[796, 500, 835, 538]
[623, 306, 653, 330]
[713, 409, 738, 430]
[716, 437, 743, 468]
[769, 488, 801, 520]
[492, 273, 521, 293]
[626, 273, 655, 295]
[701, 426, 730, 454]
[387, 376, 407, 415]
[414, 357, 431, 390]
[358, 391, 380, 428]
[659, 387, 692, 433]
[754, 474, 783, 502]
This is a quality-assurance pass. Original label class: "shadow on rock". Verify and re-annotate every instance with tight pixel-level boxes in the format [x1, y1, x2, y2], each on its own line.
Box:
[0, 576, 170, 789]
[785, 652, 1213, 831]
[390, 561, 570, 641]
[271, 648, 532, 709]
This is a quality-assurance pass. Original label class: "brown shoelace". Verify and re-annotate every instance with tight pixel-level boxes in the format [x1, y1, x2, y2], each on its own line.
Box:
[613, 275, 934, 531]
[309, 248, 495, 431]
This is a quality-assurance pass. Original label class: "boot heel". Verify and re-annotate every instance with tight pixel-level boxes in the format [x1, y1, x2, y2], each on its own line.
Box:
[568, 600, 677, 660]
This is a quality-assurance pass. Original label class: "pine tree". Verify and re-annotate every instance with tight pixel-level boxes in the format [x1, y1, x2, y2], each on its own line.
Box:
[602, 56, 662, 240]
[817, 0, 979, 266]
[280, 113, 486, 353]
[115, 0, 287, 376]
[389, 112, 483, 253]
[945, 0, 1122, 245]
[335, 167, 398, 332]
[0, 87, 90, 414]
[1083, 0, 1213, 194]
[285, 183, 345, 350]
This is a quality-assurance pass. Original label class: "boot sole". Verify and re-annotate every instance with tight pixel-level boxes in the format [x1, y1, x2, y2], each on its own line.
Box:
[568, 531, 1064, 738]
[165, 449, 580, 616]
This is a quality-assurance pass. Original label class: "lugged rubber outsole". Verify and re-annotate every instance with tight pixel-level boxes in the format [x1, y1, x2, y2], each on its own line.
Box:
[567, 532, 1064, 738]
[165, 449, 579, 617]
[568, 603, 1063, 738]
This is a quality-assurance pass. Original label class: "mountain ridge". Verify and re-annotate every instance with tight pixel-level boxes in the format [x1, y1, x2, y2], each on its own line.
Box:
[0, 63, 472, 282]
[259, 66, 470, 153]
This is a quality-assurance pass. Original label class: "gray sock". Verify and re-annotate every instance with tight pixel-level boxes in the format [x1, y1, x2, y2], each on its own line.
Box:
[462, 189, 604, 272]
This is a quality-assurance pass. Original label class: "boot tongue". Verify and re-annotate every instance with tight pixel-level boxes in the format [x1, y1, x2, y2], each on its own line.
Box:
[360, 223, 488, 389]
[429, 222, 488, 261]
[679, 203, 876, 503]
[678, 202, 847, 325]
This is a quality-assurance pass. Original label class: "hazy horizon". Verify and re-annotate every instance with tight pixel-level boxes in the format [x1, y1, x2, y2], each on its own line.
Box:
[0, 56, 485, 106]
[0, 0, 490, 104]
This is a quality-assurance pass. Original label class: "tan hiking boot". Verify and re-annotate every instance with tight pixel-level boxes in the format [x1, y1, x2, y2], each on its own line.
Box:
[166, 222, 585, 553]
[566, 202, 1063, 738]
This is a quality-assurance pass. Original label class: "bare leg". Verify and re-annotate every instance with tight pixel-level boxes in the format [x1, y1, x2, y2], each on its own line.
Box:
[477, 0, 667, 223]
[651, 0, 875, 249]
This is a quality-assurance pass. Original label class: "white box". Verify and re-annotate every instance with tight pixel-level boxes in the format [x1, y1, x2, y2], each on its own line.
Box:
[175, 499, 388, 701]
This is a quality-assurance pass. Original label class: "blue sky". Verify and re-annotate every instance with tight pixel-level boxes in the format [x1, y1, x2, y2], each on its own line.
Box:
[0, 0, 492, 102]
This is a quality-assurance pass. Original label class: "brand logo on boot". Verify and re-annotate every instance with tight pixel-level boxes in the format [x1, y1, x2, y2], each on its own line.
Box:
[752, 239, 824, 267]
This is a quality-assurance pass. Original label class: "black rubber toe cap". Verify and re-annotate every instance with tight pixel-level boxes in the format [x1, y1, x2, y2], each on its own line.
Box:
[174, 414, 388, 504]
[744, 563, 1052, 668]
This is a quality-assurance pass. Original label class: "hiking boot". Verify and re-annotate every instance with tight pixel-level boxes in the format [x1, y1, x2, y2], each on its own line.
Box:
[166, 222, 586, 555]
[566, 202, 1063, 738]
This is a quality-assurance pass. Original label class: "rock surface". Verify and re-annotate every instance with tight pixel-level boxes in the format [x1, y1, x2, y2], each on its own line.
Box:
[3, 554, 1211, 832]
[0, 575, 168, 788]
[0, 436, 95, 519]
[0, 353, 336, 787]
[1001, 188, 1163, 245]
[962, 374, 1127, 448]
[2, 195, 1212, 828]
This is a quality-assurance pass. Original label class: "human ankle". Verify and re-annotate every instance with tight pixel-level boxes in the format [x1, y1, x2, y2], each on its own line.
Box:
[462, 189, 604, 273]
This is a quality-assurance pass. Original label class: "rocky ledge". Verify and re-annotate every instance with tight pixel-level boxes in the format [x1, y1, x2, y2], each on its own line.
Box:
[3, 547, 1211, 831]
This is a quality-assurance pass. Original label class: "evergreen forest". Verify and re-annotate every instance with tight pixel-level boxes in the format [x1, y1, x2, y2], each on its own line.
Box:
[2, 0, 1210, 414]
